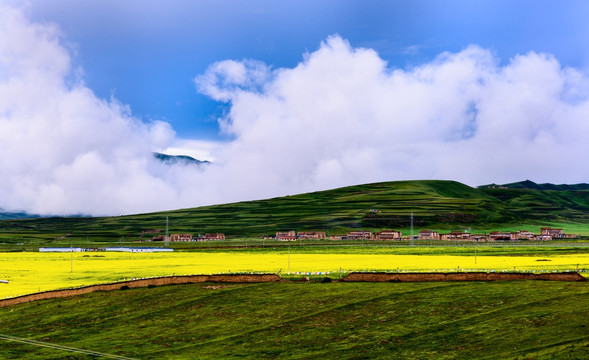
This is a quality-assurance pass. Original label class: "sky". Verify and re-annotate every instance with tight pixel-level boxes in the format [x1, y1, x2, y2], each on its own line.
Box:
[1, 0, 589, 216]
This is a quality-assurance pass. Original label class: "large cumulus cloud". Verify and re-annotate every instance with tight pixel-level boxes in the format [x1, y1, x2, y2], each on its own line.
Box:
[196, 35, 589, 200]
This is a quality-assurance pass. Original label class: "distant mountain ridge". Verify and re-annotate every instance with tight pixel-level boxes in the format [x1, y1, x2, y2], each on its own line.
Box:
[0, 211, 40, 221]
[479, 180, 589, 191]
[153, 152, 210, 166]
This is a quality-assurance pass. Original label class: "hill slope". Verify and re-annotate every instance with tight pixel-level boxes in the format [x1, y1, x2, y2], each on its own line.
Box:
[480, 180, 589, 191]
[1, 180, 589, 243]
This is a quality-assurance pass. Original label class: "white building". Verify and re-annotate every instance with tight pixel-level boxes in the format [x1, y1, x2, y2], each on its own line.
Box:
[39, 247, 83, 252]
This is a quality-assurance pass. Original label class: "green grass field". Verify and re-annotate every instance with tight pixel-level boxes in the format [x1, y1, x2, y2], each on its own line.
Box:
[0, 281, 587, 359]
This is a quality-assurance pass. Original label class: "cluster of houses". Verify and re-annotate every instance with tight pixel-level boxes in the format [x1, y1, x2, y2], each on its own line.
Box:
[151, 233, 226, 242]
[269, 230, 410, 241]
[39, 247, 173, 253]
[145, 227, 578, 243]
[37, 228, 578, 252]
[418, 227, 577, 241]
[269, 227, 578, 242]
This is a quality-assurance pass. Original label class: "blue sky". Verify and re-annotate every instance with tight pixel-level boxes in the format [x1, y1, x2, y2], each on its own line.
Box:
[2, 1, 589, 215]
[21, 0, 589, 140]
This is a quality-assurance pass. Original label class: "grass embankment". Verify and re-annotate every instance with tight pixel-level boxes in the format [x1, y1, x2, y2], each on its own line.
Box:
[0, 281, 587, 359]
[1, 248, 588, 299]
[1, 180, 589, 245]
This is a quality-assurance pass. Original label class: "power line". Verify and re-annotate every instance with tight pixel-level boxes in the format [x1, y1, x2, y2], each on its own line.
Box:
[0, 333, 138, 360]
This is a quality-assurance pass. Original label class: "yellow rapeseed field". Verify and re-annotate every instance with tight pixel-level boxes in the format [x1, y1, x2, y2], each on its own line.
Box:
[0, 251, 587, 299]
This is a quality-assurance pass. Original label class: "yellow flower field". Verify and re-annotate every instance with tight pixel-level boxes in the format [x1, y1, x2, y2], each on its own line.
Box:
[0, 251, 587, 299]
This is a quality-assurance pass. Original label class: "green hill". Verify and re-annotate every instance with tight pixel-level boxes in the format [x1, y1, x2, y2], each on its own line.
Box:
[480, 180, 589, 191]
[1, 180, 589, 244]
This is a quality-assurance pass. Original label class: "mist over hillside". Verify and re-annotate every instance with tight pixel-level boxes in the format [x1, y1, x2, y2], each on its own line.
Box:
[0, 210, 40, 221]
[153, 153, 210, 167]
[0, 153, 210, 220]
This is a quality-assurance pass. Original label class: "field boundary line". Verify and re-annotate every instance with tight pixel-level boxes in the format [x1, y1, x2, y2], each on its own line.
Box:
[0, 273, 280, 307]
[157, 282, 462, 354]
[287, 290, 589, 360]
[0, 333, 138, 359]
[515, 337, 589, 358]
[0, 272, 584, 308]
[386, 291, 589, 348]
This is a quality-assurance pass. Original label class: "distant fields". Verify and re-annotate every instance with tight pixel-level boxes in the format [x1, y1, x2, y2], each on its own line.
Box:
[0, 281, 587, 359]
[1, 180, 589, 245]
[1, 246, 588, 299]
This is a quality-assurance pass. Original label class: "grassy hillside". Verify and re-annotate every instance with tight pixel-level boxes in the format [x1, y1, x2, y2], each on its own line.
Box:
[480, 187, 589, 223]
[0, 281, 587, 359]
[1, 180, 589, 244]
[480, 180, 589, 191]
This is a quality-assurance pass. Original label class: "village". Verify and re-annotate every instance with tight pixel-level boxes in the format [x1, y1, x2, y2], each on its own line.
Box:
[156, 227, 579, 243]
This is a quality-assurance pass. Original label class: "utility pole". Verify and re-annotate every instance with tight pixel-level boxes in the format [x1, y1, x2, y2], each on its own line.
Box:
[165, 216, 169, 247]
[410, 212, 414, 247]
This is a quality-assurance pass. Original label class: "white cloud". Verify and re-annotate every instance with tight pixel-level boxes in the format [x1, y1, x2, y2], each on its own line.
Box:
[403, 45, 422, 56]
[161, 139, 226, 162]
[0, 5, 205, 215]
[195, 35, 589, 203]
[2, 3, 589, 217]
[195, 59, 272, 103]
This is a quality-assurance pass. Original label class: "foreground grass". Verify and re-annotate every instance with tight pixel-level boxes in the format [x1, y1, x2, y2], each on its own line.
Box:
[0, 281, 587, 359]
[1, 250, 588, 299]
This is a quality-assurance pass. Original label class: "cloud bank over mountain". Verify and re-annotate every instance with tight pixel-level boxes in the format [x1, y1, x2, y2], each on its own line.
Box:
[0, 6, 202, 215]
[1, 5, 589, 216]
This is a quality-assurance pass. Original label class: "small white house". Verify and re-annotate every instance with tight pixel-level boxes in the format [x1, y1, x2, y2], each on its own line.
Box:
[39, 247, 83, 252]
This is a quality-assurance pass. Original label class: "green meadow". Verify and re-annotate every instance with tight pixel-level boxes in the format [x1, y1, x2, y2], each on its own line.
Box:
[0, 281, 587, 359]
